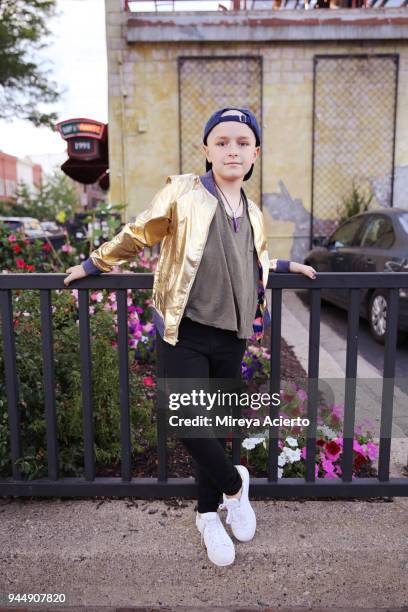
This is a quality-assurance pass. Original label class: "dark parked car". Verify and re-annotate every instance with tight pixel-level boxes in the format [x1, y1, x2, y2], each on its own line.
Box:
[304, 208, 408, 345]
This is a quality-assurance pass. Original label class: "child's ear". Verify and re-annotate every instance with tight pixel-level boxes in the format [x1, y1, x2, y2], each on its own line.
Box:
[202, 144, 210, 162]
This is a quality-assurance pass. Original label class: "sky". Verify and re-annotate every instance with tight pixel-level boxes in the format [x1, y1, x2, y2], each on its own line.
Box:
[0, 0, 108, 175]
[0, 0, 227, 176]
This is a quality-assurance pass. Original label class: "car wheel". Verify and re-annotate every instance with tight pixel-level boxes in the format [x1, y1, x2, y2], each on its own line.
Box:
[368, 289, 407, 346]
[368, 290, 388, 344]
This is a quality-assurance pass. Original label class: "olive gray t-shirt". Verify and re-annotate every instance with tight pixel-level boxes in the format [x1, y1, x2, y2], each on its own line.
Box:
[183, 192, 259, 339]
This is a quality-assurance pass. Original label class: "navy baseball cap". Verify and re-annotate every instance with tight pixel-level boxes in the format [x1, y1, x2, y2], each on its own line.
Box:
[203, 107, 261, 181]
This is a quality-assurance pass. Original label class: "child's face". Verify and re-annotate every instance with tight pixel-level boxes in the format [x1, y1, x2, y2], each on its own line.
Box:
[203, 110, 260, 183]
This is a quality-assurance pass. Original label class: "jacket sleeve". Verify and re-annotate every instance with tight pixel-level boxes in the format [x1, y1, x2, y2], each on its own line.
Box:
[84, 177, 175, 273]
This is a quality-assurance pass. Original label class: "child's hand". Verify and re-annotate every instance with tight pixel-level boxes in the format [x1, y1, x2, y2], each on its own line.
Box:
[290, 262, 317, 279]
[63, 264, 87, 286]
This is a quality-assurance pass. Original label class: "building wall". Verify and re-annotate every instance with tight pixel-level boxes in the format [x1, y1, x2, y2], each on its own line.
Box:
[0, 151, 18, 201]
[105, 1, 408, 260]
[0, 153, 44, 202]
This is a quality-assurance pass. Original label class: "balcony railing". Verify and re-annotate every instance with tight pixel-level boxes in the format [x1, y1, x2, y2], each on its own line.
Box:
[124, 0, 407, 12]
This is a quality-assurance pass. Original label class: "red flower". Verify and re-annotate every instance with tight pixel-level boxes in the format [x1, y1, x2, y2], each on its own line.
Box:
[42, 242, 51, 252]
[353, 453, 367, 473]
[316, 439, 325, 447]
[23, 239, 30, 245]
[12, 244, 22, 254]
[15, 258, 26, 269]
[325, 440, 341, 456]
[143, 376, 155, 387]
[25, 264, 35, 271]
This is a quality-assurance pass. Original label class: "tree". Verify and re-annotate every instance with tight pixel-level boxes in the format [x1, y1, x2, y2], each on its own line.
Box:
[336, 179, 374, 225]
[0, 0, 61, 127]
[3, 170, 79, 221]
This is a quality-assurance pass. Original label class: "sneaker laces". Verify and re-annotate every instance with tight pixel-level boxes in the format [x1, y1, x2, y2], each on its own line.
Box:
[218, 498, 245, 527]
[200, 514, 229, 548]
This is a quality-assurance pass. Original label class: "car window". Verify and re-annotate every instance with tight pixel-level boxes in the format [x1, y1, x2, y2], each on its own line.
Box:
[0, 220, 22, 231]
[398, 213, 408, 236]
[360, 216, 395, 249]
[328, 216, 366, 248]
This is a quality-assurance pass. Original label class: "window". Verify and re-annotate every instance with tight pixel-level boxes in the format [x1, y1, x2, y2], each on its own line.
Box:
[328, 216, 366, 248]
[398, 213, 408, 237]
[360, 216, 395, 249]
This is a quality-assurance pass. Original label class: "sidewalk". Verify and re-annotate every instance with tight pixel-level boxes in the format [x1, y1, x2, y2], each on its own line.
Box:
[1, 495, 408, 609]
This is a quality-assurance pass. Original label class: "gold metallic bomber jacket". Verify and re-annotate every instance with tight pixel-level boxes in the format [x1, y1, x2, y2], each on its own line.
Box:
[85, 172, 284, 346]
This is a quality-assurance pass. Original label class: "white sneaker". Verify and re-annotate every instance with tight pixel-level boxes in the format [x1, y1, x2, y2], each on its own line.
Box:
[218, 464, 256, 542]
[195, 511, 235, 567]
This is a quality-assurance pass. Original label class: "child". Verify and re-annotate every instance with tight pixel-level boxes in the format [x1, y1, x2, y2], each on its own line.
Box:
[64, 107, 317, 567]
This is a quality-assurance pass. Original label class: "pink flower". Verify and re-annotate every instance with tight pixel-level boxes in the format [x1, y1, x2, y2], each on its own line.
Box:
[143, 376, 155, 387]
[15, 258, 26, 269]
[135, 306, 143, 314]
[320, 454, 338, 479]
[353, 439, 366, 455]
[142, 322, 154, 334]
[61, 243, 74, 253]
[8, 234, 17, 242]
[296, 388, 308, 402]
[90, 291, 103, 302]
[365, 441, 378, 461]
[331, 404, 344, 419]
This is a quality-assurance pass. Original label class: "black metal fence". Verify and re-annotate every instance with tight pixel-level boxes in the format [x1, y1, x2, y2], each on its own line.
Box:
[1, 271, 407, 498]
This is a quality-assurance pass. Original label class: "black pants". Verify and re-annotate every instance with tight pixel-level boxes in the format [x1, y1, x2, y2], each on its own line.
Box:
[157, 316, 246, 513]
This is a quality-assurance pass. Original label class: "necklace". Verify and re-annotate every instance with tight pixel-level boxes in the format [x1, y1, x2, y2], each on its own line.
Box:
[213, 179, 243, 233]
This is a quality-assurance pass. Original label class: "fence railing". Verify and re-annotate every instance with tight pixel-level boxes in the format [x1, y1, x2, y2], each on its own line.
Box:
[1, 271, 407, 498]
